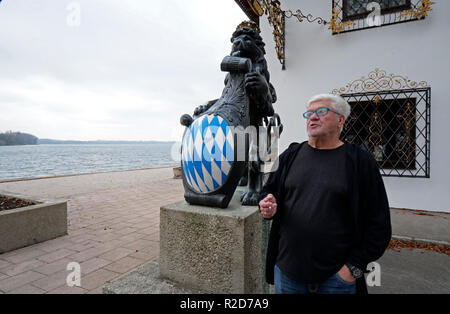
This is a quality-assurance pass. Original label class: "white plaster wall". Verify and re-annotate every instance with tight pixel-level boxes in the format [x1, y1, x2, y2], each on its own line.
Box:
[259, 0, 450, 212]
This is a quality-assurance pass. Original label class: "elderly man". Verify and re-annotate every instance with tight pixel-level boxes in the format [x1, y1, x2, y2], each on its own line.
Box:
[258, 94, 391, 294]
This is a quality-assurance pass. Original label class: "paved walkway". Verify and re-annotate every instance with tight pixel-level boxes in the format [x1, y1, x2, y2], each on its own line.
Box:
[0, 167, 449, 294]
[0, 167, 184, 294]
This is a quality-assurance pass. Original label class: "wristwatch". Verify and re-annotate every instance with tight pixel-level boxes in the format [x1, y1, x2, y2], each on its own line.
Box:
[345, 263, 363, 279]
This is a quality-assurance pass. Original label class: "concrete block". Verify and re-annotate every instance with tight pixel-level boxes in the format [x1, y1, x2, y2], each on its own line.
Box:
[0, 191, 67, 254]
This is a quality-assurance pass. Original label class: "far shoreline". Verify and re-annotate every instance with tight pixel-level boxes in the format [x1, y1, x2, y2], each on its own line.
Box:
[0, 141, 177, 147]
[0, 164, 180, 184]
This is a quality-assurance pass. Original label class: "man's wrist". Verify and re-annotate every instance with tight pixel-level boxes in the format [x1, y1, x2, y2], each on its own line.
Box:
[345, 263, 363, 279]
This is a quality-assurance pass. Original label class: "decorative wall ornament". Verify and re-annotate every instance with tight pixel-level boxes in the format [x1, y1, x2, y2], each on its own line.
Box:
[395, 102, 416, 164]
[328, 5, 356, 34]
[282, 8, 328, 25]
[254, 0, 328, 70]
[399, 0, 435, 20]
[261, 0, 286, 70]
[368, 112, 384, 160]
[373, 95, 382, 105]
[332, 68, 430, 94]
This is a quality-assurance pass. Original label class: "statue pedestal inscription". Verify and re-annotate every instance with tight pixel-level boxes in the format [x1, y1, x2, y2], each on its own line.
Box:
[103, 188, 264, 294]
[159, 188, 263, 294]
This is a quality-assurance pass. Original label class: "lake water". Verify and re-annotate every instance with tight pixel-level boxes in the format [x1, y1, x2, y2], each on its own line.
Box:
[0, 143, 179, 181]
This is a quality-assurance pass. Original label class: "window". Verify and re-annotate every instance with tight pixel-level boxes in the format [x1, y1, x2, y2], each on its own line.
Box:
[333, 69, 431, 177]
[339, 89, 431, 177]
[342, 0, 411, 21]
[331, 0, 430, 34]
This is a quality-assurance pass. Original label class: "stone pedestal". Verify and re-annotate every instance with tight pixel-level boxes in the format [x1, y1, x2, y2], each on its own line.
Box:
[159, 188, 263, 294]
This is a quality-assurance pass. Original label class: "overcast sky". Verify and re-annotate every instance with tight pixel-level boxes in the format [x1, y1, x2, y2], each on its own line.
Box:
[0, 0, 247, 141]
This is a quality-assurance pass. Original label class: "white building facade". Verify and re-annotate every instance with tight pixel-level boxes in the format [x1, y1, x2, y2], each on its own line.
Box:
[235, 0, 450, 213]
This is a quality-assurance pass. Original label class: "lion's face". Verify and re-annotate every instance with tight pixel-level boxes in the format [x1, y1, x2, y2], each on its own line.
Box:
[231, 28, 265, 61]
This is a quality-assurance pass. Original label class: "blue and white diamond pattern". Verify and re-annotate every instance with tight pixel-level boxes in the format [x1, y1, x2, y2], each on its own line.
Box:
[182, 114, 234, 193]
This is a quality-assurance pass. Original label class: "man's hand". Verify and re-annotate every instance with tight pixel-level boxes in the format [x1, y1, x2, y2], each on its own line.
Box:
[337, 265, 356, 283]
[259, 194, 277, 219]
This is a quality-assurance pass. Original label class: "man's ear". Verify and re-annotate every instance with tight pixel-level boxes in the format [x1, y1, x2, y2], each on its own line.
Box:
[339, 115, 346, 126]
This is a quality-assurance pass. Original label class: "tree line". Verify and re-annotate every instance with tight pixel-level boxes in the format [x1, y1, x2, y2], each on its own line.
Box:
[0, 131, 38, 146]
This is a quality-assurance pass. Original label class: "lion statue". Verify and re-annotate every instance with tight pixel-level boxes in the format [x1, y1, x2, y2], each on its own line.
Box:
[180, 21, 281, 206]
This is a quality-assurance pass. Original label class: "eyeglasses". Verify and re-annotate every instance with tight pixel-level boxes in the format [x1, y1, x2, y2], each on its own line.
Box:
[302, 107, 341, 119]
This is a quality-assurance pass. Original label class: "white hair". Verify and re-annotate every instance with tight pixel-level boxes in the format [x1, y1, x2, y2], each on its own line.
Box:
[307, 93, 351, 120]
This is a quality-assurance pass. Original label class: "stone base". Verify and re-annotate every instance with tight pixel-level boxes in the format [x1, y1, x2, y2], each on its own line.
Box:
[159, 187, 263, 294]
[103, 259, 205, 294]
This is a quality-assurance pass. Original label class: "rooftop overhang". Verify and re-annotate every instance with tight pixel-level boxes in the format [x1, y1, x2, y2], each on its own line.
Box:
[233, 0, 262, 24]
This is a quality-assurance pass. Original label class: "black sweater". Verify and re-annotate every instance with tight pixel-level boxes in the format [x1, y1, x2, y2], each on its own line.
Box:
[258, 141, 392, 294]
[277, 143, 354, 283]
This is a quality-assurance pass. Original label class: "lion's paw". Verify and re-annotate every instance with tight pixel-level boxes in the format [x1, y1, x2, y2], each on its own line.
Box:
[241, 190, 260, 206]
[194, 105, 207, 117]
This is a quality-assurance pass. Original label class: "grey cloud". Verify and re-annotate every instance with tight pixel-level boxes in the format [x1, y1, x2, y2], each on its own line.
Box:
[0, 0, 247, 140]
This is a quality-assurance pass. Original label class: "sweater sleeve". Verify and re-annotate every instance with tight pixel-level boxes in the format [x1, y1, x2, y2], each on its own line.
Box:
[347, 152, 392, 270]
[257, 158, 282, 217]
[257, 142, 300, 220]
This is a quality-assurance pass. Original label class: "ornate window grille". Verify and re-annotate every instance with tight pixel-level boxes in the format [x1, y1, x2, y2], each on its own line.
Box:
[342, 0, 411, 21]
[333, 69, 431, 178]
[331, 0, 434, 34]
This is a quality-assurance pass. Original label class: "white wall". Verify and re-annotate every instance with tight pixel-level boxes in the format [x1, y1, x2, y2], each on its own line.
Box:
[260, 0, 450, 212]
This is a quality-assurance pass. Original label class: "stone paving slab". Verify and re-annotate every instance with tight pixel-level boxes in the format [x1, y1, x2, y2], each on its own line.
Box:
[103, 259, 204, 294]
